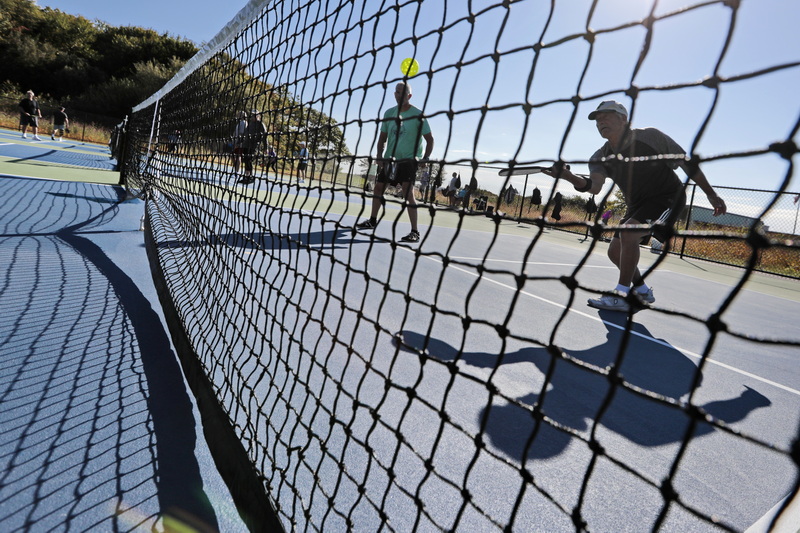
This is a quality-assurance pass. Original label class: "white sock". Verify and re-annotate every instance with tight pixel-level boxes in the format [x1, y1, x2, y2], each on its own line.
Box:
[615, 284, 629, 295]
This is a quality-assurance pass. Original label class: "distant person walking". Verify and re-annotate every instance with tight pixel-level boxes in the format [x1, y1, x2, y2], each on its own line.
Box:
[19, 90, 42, 140]
[356, 81, 434, 243]
[51, 106, 69, 141]
[266, 146, 279, 178]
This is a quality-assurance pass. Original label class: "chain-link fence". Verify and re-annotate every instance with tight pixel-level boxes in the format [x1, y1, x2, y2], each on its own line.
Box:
[488, 182, 800, 279]
[672, 185, 800, 279]
[281, 157, 800, 280]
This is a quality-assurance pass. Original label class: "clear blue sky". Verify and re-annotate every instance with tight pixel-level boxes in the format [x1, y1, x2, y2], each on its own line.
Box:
[36, 0, 800, 230]
[36, 0, 244, 45]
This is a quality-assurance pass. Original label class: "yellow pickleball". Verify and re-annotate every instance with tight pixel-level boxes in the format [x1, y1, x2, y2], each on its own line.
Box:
[400, 57, 420, 77]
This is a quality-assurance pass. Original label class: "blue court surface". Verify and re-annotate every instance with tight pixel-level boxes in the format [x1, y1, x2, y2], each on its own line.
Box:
[2, 141, 799, 531]
[0, 128, 117, 172]
[0, 174, 248, 532]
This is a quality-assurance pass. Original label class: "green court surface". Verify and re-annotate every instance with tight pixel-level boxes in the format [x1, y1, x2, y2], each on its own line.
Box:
[0, 126, 120, 184]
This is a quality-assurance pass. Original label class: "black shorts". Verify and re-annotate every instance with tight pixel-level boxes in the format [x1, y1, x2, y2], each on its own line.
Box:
[376, 160, 418, 187]
[617, 191, 687, 243]
[20, 114, 38, 127]
[297, 161, 308, 171]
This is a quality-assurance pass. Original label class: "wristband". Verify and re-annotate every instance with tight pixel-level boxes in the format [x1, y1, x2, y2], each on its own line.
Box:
[574, 176, 592, 192]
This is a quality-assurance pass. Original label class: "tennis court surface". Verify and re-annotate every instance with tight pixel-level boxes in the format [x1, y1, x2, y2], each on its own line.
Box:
[0, 138, 249, 531]
[1, 130, 799, 531]
[5, 0, 800, 528]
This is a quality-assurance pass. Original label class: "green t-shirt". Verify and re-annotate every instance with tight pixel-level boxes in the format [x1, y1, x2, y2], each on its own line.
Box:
[380, 105, 431, 160]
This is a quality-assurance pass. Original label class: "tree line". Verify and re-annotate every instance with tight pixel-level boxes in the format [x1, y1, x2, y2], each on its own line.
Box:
[0, 0, 198, 121]
[0, 0, 350, 158]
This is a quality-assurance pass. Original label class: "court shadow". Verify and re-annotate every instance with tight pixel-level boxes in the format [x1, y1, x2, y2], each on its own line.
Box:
[396, 316, 771, 462]
[47, 191, 142, 205]
[60, 230, 221, 530]
[158, 228, 365, 250]
[0, 177, 222, 531]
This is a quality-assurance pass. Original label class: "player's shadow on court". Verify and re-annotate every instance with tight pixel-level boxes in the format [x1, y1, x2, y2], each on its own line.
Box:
[158, 228, 368, 250]
[397, 314, 770, 461]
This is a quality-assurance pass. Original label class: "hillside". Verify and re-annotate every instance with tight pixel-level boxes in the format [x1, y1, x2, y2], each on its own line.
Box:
[0, 0, 198, 120]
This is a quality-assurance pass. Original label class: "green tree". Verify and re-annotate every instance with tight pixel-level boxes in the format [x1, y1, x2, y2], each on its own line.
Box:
[74, 58, 186, 118]
[0, 0, 197, 118]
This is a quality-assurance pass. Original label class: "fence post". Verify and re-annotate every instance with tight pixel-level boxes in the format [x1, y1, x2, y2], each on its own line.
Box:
[679, 184, 697, 258]
[518, 174, 529, 219]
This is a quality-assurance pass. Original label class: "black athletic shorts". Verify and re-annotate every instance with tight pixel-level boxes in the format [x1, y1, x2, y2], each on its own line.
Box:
[20, 114, 38, 127]
[376, 160, 418, 187]
[617, 190, 687, 244]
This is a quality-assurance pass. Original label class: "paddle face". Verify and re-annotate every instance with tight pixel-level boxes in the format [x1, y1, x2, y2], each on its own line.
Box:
[498, 165, 549, 177]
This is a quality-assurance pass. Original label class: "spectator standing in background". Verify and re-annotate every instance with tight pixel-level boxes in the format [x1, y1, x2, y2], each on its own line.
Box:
[296, 142, 309, 182]
[232, 110, 248, 179]
[237, 110, 267, 185]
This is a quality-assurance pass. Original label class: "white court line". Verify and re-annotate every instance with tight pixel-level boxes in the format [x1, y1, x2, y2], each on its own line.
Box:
[409, 249, 800, 398]
[450, 256, 617, 268]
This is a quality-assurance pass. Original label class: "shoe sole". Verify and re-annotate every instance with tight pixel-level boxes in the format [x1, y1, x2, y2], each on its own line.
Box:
[587, 299, 629, 312]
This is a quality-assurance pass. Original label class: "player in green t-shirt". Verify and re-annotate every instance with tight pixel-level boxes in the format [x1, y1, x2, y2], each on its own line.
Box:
[356, 82, 434, 243]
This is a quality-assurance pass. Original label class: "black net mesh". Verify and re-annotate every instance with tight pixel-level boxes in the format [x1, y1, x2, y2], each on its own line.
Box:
[120, 0, 800, 531]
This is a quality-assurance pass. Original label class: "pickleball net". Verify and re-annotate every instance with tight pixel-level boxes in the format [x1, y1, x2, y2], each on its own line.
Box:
[120, 0, 800, 531]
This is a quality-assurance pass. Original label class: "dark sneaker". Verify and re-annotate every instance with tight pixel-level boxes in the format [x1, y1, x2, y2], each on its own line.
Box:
[633, 287, 655, 305]
[400, 230, 420, 243]
[356, 219, 377, 230]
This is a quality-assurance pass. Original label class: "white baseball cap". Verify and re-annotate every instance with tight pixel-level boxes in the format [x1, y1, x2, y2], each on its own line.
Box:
[588, 100, 628, 120]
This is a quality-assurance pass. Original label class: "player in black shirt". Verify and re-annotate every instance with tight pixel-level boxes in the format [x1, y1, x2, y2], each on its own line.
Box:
[545, 100, 727, 311]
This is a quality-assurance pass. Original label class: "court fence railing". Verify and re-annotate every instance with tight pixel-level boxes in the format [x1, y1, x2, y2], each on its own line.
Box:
[279, 157, 800, 280]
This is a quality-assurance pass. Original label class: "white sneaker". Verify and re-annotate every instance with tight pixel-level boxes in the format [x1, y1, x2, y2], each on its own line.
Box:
[587, 292, 630, 312]
[22, 133, 28, 139]
[33, 135, 42, 141]
[51, 134, 55, 140]
[633, 287, 655, 304]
